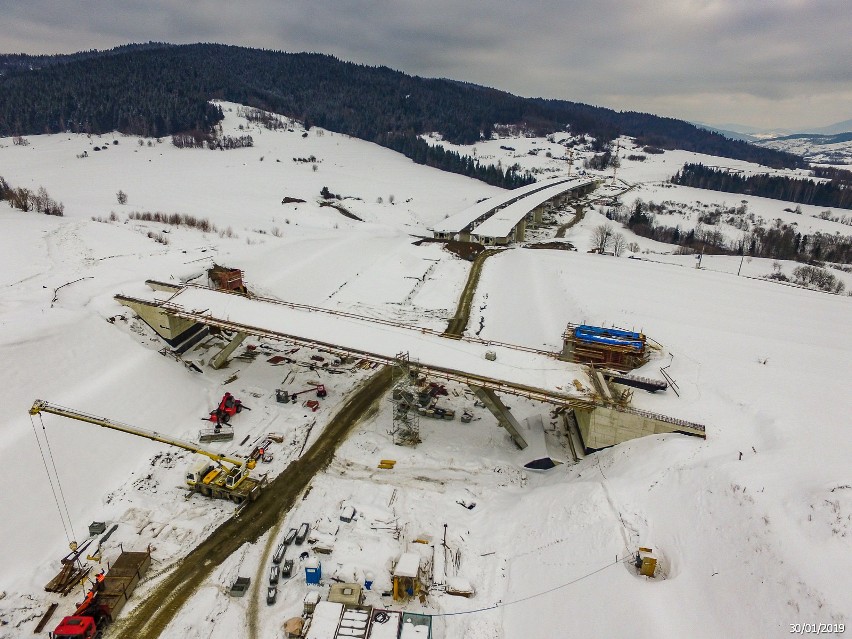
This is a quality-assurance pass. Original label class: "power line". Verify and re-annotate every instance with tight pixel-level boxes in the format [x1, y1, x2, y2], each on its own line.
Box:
[431, 554, 627, 618]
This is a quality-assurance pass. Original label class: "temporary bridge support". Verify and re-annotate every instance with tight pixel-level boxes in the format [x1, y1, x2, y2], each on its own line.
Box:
[211, 331, 248, 370]
[468, 385, 528, 450]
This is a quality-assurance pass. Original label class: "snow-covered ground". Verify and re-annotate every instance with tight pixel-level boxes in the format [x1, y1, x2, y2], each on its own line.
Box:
[1, 105, 850, 638]
[757, 135, 852, 166]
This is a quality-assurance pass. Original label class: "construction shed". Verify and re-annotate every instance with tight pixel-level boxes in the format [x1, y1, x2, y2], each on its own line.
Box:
[560, 323, 648, 371]
[392, 553, 422, 601]
[328, 582, 363, 607]
[207, 264, 247, 294]
[305, 601, 344, 639]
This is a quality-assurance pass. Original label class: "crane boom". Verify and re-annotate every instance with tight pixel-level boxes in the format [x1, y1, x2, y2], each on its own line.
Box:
[30, 399, 246, 467]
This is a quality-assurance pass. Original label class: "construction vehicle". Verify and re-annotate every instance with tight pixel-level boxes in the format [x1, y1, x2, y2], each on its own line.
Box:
[275, 384, 327, 404]
[30, 400, 267, 504]
[50, 548, 151, 639]
[205, 392, 248, 425]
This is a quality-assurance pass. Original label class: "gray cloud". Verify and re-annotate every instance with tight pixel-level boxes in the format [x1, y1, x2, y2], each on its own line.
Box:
[0, 0, 849, 129]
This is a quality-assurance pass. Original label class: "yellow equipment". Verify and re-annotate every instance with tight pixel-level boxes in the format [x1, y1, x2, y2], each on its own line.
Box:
[30, 400, 265, 503]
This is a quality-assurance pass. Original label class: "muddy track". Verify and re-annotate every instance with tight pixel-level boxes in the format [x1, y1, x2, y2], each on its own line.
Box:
[555, 203, 586, 238]
[110, 366, 393, 639]
[443, 249, 499, 337]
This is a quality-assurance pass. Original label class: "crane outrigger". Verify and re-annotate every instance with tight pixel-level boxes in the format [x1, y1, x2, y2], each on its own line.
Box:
[30, 400, 267, 504]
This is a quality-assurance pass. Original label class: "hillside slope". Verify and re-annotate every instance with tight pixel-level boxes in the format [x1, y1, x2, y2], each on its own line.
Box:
[0, 43, 803, 170]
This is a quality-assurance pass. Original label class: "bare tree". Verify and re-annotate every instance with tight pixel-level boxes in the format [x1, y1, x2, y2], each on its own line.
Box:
[116, 190, 128, 205]
[612, 232, 627, 256]
[592, 223, 614, 252]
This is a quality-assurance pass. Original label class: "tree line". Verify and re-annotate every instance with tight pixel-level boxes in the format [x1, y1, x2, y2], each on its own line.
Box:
[378, 132, 534, 188]
[0, 43, 804, 174]
[671, 163, 852, 210]
[610, 199, 852, 264]
[0, 175, 64, 216]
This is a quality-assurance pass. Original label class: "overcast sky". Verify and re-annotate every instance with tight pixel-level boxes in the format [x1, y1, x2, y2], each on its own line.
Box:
[1, 0, 849, 131]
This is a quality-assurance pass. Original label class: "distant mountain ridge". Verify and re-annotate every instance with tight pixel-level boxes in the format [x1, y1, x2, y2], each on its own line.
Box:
[697, 118, 852, 142]
[0, 43, 803, 170]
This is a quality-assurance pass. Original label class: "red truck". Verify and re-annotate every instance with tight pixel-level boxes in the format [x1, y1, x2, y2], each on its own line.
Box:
[50, 548, 151, 639]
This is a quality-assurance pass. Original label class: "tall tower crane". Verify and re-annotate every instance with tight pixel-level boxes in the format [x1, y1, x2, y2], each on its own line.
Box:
[30, 400, 266, 504]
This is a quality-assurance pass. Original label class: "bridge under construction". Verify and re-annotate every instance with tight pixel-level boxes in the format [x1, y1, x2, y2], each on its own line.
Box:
[116, 281, 705, 451]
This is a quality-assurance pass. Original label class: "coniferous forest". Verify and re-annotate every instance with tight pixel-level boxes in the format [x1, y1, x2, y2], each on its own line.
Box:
[0, 43, 805, 188]
[672, 163, 852, 210]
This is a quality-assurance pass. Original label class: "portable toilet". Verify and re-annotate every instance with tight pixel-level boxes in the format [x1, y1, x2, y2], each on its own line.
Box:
[305, 557, 322, 585]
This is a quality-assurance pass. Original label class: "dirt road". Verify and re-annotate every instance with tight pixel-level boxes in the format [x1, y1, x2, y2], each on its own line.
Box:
[110, 365, 393, 639]
[555, 203, 586, 238]
[443, 249, 499, 337]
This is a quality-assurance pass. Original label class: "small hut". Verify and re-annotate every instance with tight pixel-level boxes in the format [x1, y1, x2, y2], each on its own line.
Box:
[328, 582, 363, 606]
[392, 553, 422, 601]
[207, 264, 247, 294]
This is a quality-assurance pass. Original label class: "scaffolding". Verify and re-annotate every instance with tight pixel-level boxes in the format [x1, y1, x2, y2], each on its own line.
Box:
[389, 352, 421, 446]
[388, 352, 421, 446]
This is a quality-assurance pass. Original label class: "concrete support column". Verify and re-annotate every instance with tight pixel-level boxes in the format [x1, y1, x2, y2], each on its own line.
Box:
[468, 385, 528, 449]
[514, 218, 526, 242]
[211, 331, 248, 370]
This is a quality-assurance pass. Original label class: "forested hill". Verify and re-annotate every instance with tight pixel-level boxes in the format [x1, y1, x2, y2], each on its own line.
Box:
[0, 43, 803, 169]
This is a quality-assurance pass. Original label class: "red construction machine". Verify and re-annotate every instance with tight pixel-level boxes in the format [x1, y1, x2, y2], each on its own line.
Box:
[206, 392, 249, 424]
[50, 548, 151, 639]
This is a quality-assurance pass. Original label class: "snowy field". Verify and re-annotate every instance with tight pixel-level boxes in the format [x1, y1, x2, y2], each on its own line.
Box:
[1, 105, 850, 638]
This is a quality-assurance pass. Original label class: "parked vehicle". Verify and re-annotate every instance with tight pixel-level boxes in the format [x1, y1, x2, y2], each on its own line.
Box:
[283, 528, 297, 545]
[269, 564, 280, 585]
[266, 586, 277, 605]
[295, 523, 310, 545]
[281, 558, 294, 579]
[272, 542, 286, 564]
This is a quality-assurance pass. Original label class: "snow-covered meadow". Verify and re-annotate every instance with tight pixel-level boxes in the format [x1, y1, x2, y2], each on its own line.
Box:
[1, 104, 850, 638]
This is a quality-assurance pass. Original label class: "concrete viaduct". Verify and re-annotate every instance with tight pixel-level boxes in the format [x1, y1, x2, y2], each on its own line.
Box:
[116, 281, 705, 453]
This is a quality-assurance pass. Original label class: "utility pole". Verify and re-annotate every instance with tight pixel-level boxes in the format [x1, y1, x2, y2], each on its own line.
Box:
[610, 139, 620, 186]
[443, 523, 448, 578]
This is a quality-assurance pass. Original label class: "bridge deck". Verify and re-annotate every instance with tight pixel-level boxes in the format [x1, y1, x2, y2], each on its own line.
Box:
[118, 285, 596, 408]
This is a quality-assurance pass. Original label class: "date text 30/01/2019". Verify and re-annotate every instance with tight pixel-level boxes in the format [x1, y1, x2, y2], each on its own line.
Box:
[790, 624, 845, 635]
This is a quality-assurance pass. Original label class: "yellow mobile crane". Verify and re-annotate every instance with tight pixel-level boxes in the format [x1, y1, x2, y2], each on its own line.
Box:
[30, 400, 267, 504]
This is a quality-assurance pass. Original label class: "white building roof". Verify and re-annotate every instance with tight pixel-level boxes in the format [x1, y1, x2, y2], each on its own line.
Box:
[471, 177, 595, 239]
[305, 601, 344, 639]
[431, 176, 575, 234]
[394, 552, 421, 578]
